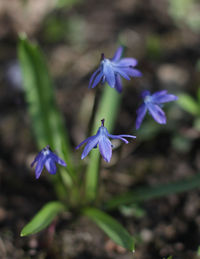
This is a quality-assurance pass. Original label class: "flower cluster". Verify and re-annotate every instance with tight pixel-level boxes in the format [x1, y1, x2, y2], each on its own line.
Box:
[31, 46, 178, 179]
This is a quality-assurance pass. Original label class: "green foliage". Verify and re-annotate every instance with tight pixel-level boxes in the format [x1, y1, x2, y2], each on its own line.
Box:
[105, 173, 200, 210]
[85, 86, 121, 202]
[172, 134, 192, 153]
[83, 208, 135, 252]
[44, 15, 86, 46]
[21, 202, 65, 236]
[197, 245, 200, 256]
[18, 36, 200, 253]
[146, 35, 162, 60]
[18, 36, 75, 191]
[119, 204, 146, 218]
[168, 0, 200, 32]
[194, 118, 200, 131]
[178, 89, 200, 131]
[198, 87, 200, 104]
[56, 0, 81, 8]
[178, 93, 200, 116]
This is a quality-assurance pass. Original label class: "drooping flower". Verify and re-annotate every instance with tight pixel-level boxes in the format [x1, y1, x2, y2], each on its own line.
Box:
[31, 145, 67, 179]
[135, 90, 178, 130]
[89, 46, 142, 93]
[76, 119, 136, 162]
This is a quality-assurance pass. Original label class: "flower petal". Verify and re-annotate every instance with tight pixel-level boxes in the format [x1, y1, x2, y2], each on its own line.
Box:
[117, 57, 138, 67]
[91, 71, 104, 88]
[111, 46, 123, 62]
[51, 153, 67, 167]
[31, 151, 42, 167]
[113, 67, 130, 80]
[115, 74, 123, 93]
[141, 90, 151, 99]
[151, 90, 167, 97]
[88, 68, 101, 88]
[81, 136, 99, 159]
[118, 67, 142, 77]
[76, 136, 95, 150]
[99, 136, 112, 162]
[136, 103, 147, 129]
[45, 158, 57, 175]
[151, 91, 178, 103]
[128, 68, 142, 77]
[35, 155, 46, 179]
[103, 62, 115, 87]
[147, 103, 166, 124]
[107, 133, 136, 144]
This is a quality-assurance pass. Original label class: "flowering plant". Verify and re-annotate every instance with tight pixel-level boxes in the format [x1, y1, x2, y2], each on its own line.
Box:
[18, 37, 188, 254]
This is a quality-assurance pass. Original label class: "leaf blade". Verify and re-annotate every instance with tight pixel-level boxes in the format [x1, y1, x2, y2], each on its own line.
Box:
[85, 86, 121, 202]
[105, 173, 200, 210]
[178, 93, 199, 116]
[18, 36, 75, 189]
[21, 201, 65, 237]
[83, 208, 134, 252]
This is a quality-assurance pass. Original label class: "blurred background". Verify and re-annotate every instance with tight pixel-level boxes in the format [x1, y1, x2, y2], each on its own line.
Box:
[0, 0, 200, 258]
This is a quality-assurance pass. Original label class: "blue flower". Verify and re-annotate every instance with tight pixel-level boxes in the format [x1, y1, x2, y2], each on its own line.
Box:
[135, 90, 178, 129]
[31, 145, 67, 179]
[76, 119, 136, 162]
[89, 46, 142, 93]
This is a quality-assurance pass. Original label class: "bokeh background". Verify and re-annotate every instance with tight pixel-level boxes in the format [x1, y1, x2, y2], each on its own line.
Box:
[0, 0, 200, 258]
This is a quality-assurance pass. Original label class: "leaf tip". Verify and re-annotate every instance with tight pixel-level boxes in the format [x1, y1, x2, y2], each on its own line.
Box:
[19, 32, 27, 41]
[20, 231, 25, 237]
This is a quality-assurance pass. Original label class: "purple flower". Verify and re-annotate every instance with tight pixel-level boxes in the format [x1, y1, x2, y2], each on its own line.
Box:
[89, 46, 142, 93]
[76, 119, 136, 162]
[136, 90, 178, 130]
[31, 145, 67, 179]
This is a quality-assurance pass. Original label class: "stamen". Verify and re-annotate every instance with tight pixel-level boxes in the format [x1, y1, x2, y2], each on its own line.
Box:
[101, 53, 105, 61]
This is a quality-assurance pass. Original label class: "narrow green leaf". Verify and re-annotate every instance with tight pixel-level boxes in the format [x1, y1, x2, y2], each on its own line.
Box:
[105, 173, 200, 210]
[21, 201, 65, 236]
[18, 35, 75, 189]
[83, 208, 134, 252]
[85, 86, 121, 202]
[197, 87, 200, 104]
[56, 0, 81, 8]
[178, 93, 199, 116]
[197, 245, 200, 256]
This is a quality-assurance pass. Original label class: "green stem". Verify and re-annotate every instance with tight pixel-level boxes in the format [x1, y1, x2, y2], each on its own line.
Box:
[85, 86, 121, 203]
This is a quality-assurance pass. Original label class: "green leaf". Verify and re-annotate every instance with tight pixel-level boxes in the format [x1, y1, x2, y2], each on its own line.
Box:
[146, 34, 162, 60]
[21, 201, 65, 236]
[197, 87, 200, 104]
[178, 93, 199, 116]
[105, 173, 200, 210]
[85, 86, 121, 202]
[56, 0, 81, 8]
[83, 208, 135, 252]
[197, 245, 200, 256]
[18, 35, 75, 190]
[119, 204, 145, 218]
